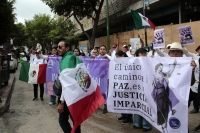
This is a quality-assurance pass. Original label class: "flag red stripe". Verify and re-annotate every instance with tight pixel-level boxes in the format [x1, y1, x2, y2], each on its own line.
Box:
[68, 86, 105, 133]
[148, 19, 155, 30]
[38, 64, 47, 84]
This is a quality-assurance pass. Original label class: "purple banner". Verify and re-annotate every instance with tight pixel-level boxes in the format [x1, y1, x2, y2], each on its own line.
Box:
[46, 56, 62, 96]
[178, 25, 195, 45]
[78, 56, 109, 97]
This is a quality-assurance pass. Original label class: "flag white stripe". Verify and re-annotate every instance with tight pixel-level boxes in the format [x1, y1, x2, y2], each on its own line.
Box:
[59, 63, 98, 106]
[28, 64, 39, 84]
[138, 13, 150, 27]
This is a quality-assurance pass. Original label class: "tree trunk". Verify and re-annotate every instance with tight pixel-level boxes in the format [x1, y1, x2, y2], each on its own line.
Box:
[90, 0, 104, 48]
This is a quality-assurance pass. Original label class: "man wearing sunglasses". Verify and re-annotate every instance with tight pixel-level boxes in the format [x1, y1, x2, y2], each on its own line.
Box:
[57, 40, 82, 133]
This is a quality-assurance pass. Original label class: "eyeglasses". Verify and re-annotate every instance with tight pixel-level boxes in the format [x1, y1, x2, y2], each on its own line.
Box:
[58, 45, 65, 49]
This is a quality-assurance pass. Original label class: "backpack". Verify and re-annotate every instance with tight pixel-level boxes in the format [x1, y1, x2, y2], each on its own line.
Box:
[53, 79, 62, 97]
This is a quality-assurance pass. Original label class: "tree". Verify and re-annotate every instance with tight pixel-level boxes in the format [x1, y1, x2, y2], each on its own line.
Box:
[24, 14, 53, 48]
[42, 0, 104, 48]
[11, 23, 26, 46]
[24, 14, 80, 49]
[49, 16, 81, 45]
[0, 0, 16, 44]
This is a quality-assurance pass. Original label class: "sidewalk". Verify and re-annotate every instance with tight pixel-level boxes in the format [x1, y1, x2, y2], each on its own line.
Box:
[0, 73, 15, 114]
[0, 69, 200, 133]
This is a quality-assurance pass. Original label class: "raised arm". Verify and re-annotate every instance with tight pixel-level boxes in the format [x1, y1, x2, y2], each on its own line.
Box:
[166, 59, 177, 77]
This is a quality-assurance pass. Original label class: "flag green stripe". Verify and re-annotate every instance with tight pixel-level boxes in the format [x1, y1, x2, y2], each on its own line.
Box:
[19, 62, 30, 82]
[131, 10, 142, 29]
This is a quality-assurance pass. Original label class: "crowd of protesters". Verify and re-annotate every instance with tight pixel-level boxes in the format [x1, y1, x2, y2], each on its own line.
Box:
[17, 39, 200, 133]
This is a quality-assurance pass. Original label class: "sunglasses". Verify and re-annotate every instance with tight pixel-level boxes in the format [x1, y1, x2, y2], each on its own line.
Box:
[58, 45, 65, 49]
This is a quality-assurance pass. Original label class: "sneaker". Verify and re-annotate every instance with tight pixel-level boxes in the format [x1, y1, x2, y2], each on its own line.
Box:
[194, 124, 200, 131]
[189, 109, 199, 114]
[143, 128, 152, 132]
[117, 116, 125, 120]
[33, 98, 38, 101]
[49, 102, 53, 105]
[133, 125, 142, 129]
[122, 120, 133, 124]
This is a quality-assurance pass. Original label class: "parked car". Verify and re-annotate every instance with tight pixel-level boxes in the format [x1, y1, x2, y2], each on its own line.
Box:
[0, 55, 11, 88]
[8, 53, 18, 73]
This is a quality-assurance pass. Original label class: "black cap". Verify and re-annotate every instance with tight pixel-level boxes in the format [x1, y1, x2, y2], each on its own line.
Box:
[135, 48, 147, 57]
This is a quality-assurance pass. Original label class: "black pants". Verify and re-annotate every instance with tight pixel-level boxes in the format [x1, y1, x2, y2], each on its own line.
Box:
[188, 90, 199, 111]
[59, 103, 81, 133]
[121, 113, 133, 121]
[33, 84, 44, 98]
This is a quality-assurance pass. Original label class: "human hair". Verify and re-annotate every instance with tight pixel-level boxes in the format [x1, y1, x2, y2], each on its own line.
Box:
[196, 46, 200, 52]
[115, 50, 128, 57]
[73, 48, 81, 56]
[59, 40, 71, 50]
[155, 63, 163, 72]
[52, 47, 57, 50]
[99, 45, 107, 50]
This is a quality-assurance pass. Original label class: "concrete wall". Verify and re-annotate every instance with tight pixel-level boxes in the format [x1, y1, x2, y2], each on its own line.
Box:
[79, 20, 200, 53]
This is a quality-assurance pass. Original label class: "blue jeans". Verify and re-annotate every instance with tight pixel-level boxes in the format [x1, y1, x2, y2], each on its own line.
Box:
[50, 95, 56, 104]
[134, 114, 152, 129]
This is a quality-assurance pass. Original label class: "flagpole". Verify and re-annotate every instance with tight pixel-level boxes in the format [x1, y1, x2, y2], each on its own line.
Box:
[143, 0, 148, 47]
[106, 0, 110, 51]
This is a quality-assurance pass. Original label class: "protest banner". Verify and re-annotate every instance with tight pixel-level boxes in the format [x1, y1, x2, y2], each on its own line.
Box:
[130, 38, 140, 54]
[46, 56, 61, 96]
[153, 29, 165, 49]
[78, 56, 109, 97]
[107, 57, 192, 133]
[178, 25, 195, 45]
[191, 60, 199, 93]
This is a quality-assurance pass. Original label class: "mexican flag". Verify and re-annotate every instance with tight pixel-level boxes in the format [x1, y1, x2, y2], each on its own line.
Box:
[19, 62, 47, 84]
[131, 9, 155, 30]
[59, 63, 105, 133]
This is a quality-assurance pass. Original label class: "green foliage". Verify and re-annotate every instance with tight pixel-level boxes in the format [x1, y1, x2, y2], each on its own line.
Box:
[25, 14, 52, 45]
[0, 0, 16, 44]
[49, 16, 81, 44]
[11, 23, 26, 46]
[42, 0, 104, 48]
[23, 14, 79, 48]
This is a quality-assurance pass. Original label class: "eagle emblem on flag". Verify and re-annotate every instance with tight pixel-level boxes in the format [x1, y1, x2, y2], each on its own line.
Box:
[75, 68, 91, 92]
[30, 70, 36, 77]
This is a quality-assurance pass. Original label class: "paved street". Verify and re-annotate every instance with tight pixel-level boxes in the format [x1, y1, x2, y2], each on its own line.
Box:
[0, 69, 200, 133]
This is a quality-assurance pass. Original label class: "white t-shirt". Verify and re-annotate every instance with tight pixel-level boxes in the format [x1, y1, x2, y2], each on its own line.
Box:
[126, 51, 133, 57]
[111, 50, 116, 59]
[147, 51, 159, 57]
[32, 58, 47, 64]
[30, 54, 36, 63]
[22, 57, 27, 61]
